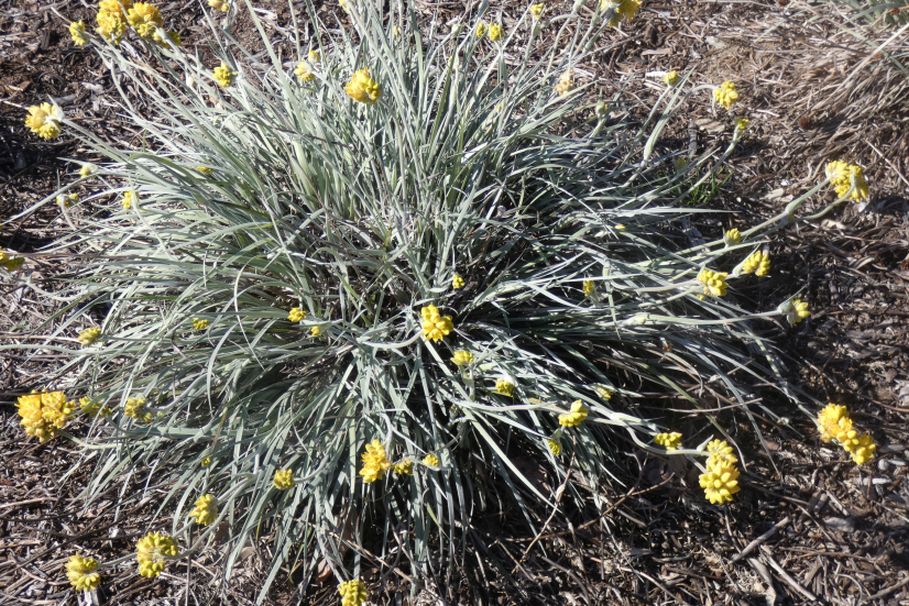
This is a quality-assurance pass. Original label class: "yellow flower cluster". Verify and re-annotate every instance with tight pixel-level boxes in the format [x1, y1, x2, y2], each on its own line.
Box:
[57, 193, 79, 207]
[582, 279, 595, 297]
[601, 0, 641, 26]
[213, 62, 235, 88]
[135, 531, 178, 578]
[69, 20, 88, 46]
[122, 190, 137, 210]
[493, 378, 515, 397]
[422, 453, 440, 468]
[596, 385, 614, 400]
[420, 304, 454, 342]
[697, 268, 728, 297]
[663, 70, 679, 86]
[17, 391, 73, 442]
[273, 468, 294, 489]
[393, 458, 414, 476]
[24, 102, 63, 140]
[310, 325, 322, 337]
[713, 80, 739, 110]
[452, 273, 465, 289]
[654, 431, 682, 450]
[66, 554, 101, 591]
[825, 160, 869, 202]
[126, 2, 162, 39]
[359, 439, 391, 483]
[723, 227, 742, 245]
[208, 0, 229, 12]
[78, 326, 102, 346]
[698, 439, 740, 505]
[80, 396, 112, 417]
[79, 164, 95, 178]
[741, 250, 771, 277]
[558, 400, 588, 428]
[530, 3, 545, 21]
[338, 579, 368, 606]
[817, 404, 877, 465]
[288, 307, 306, 323]
[190, 494, 218, 525]
[554, 70, 574, 97]
[546, 438, 561, 456]
[96, 0, 130, 44]
[192, 317, 209, 331]
[450, 349, 474, 366]
[124, 396, 153, 423]
[294, 60, 316, 83]
[734, 116, 750, 133]
[488, 23, 503, 42]
[345, 68, 381, 104]
[0, 251, 24, 272]
[781, 297, 810, 326]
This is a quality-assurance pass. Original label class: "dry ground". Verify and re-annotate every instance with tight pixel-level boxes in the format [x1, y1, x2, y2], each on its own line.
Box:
[2, 0, 908, 604]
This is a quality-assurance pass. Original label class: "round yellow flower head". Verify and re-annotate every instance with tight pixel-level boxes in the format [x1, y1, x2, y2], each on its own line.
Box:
[705, 438, 737, 466]
[393, 458, 414, 476]
[200, 456, 212, 467]
[308, 49, 321, 63]
[294, 60, 315, 83]
[151, 29, 180, 46]
[66, 554, 101, 591]
[95, 1, 129, 44]
[273, 468, 294, 490]
[345, 68, 381, 104]
[422, 453, 440, 468]
[558, 400, 588, 428]
[124, 396, 153, 423]
[358, 439, 391, 483]
[595, 385, 614, 401]
[602, 0, 641, 26]
[79, 164, 95, 178]
[192, 317, 209, 331]
[740, 250, 771, 278]
[126, 2, 162, 39]
[493, 378, 515, 397]
[698, 459, 740, 505]
[825, 160, 869, 202]
[195, 165, 213, 175]
[654, 431, 682, 451]
[545, 438, 561, 456]
[450, 349, 474, 367]
[713, 80, 739, 110]
[135, 531, 178, 578]
[420, 304, 454, 342]
[582, 279, 595, 297]
[554, 70, 574, 97]
[78, 326, 102, 346]
[190, 493, 218, 525]
[24, 103, 64, 140]
[816, 403, 877, 465]
[121, 190, 137, 210]
[57, 193, 79, 207]
[452, 273, 465, 289]
[849, 433, 877, 465]
[734, 116, 750, 133]
[310, 325, 322, 337]
[530, 3, 545, 20]
[213, 62, 235, 88]
[208, 0, 229, 12]
[696, 268, 728, 297]
[338, 579, 368, 606]
[288, 307, 307, 323]
[475, 21, 488, 38]
[80, 396, 111, 417]
[487, 22, 503, 42]
[69, 21, 88, 46]
[663, 70, 680, 86]
[17, 391, 73, 442]
[723, 227, 742, 245]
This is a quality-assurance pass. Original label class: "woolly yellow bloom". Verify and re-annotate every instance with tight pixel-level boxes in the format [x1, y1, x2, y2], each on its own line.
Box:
[200, 456, 212, 467]
[308, 49, 320, 63]
[487, 23, 503, 42]
[554, 70, 574, 97]
[191, 318, 209, 331]
[135, 532, 178, 578]
[310, 325, 322, 337]
[601, 0, 641, 25]
[79, 164, 95, 178]
[195, 165, 213, 175]
[273, 468, 294, 489]
[699, 458, 740, 505]
[582, 279, 595, 297]
[24, 103, 63, 140]
[740, 250, 771, 277]
[705, 438, 737, 465]
[452, 273, 465, 289]
[849, 434, 877, 465]
[734, 116, 750, 132]
[79, 396, 111, 417]
[696, 268, 728, 297]
[0, 251, 25, 272]
[493, 378, 515, 397]
[713, 81, 739, 110]
[654, 432, 683, 451]
[422, 453, 440, 468]
[595, 385, 614, 401]
[475, 21, 488, 38]
[121, 190, 136, 210]
[208, 0, 229, 11]
[17, 391, 73, 442]
[420, 304, 454, 342]
[344, 68, 381, 104]
[190, 494, 218, 525]
[288, 307, 307, 323]
[126, 2, 162, 39]
[66, 554, 101, 591]
[96, 0, 129, 44]
[57, 193, 79, 207]
[213, 62, 235, 88]
[546, 438, 561, 456]
[150, 29, 179, 46]
[78, 326, 102, 346]
[451, 349, 474, 366]
[530, 3, 545, 20]
[825, 160, 869, 202]
[558, 400, 588, 428]
[393, 458, 413, 476]
[338, 579, 368, 606]
[817, 403, 876, 465]
[723, 227, 742, 245]
[69, 21, 88, 46]
[663, 70, 680, 86]
[359, 439, 391, 483]
[124, 396, 153, 423]
[294, 60, 315, 83]
[779, 297, 811, 326]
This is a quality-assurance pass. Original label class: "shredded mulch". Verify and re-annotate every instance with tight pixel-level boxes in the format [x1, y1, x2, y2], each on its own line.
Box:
[2, 0, 908, 604]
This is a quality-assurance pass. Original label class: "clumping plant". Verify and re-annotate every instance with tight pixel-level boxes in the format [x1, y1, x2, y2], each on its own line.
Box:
[9, 0, 871, 600]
